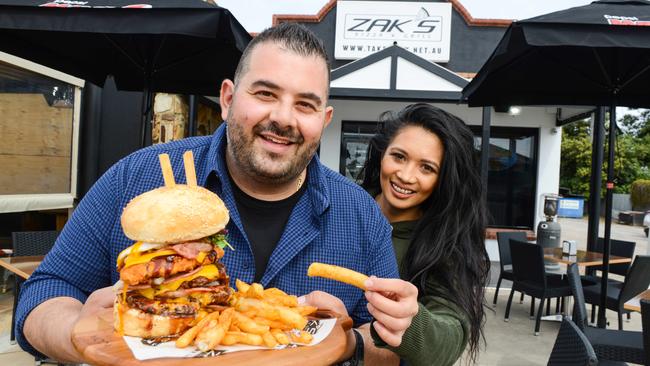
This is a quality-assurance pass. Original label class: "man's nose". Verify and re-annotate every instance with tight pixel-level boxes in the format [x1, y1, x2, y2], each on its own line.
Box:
[269, 100, 296, 128]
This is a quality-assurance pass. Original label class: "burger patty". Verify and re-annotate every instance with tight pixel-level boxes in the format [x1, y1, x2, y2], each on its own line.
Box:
[120, 250, 220, 286]
[126, 285, 231, 316]
[125, 294, 199, 317]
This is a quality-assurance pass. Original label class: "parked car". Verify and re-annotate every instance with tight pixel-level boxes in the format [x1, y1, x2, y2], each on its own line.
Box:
[644, 211, 649, 237]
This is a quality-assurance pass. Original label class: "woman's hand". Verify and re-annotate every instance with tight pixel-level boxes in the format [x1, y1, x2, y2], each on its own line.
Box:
[364, 276, 419, 347]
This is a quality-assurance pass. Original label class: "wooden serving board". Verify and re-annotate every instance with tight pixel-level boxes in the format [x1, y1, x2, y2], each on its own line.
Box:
[72, 308, 353, 366]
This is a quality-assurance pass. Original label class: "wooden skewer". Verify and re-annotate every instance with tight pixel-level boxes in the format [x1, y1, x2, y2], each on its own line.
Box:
[158, 153, 175, 187]
[183, 151, 197, 187]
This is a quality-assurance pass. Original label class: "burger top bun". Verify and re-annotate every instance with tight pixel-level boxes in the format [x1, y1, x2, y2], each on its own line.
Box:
[121, 184, 229, 244]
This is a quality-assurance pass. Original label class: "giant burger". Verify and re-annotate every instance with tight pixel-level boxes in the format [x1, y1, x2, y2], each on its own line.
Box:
[114, 184, 232, 338]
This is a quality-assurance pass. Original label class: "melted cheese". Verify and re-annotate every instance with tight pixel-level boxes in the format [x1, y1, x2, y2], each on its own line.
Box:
[123, 249, 177, 268]
[196, 251, 208, 264]
[154, 264, 220, 296]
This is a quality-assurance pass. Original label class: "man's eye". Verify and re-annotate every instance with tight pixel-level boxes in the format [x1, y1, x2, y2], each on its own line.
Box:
[256, 90, 274, 98]
[297, 101, 316, 111]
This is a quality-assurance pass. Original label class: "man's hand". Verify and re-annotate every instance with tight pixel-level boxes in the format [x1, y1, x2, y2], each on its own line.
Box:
[23, 286, 115, 363]
[364, 276, 419, 347]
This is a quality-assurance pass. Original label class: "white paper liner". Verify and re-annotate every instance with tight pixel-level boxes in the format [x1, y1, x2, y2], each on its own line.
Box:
[123, 317, 337, 360]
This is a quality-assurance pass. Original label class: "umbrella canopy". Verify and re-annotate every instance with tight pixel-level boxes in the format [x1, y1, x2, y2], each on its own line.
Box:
[463, 0, 650, 108]
[462, 0, 650, 328]
[0, 0, 251, 97]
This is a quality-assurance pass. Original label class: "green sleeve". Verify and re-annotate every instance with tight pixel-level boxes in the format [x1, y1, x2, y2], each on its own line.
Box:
[370, 296, 469, 366]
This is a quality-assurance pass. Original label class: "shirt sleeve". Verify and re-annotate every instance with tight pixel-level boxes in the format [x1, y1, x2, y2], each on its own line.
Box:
[350, 210, 399, 326]
[15, 162, 124, 356]
[370, 295, 469, 366]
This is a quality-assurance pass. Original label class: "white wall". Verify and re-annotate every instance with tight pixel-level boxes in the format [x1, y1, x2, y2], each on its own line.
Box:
[322, 100, 563, 258]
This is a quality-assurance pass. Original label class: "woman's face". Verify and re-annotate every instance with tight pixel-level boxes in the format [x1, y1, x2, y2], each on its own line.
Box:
[377, 125, 444, 222]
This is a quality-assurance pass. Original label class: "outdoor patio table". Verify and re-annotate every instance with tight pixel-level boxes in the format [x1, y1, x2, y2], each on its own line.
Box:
[623, 289, 650, 313]
[0, 255, 44, 343]
[0, 255, 44, 280]
[541, 248, 632, 321]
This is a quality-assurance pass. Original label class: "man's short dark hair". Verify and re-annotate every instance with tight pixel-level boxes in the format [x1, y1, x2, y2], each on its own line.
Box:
[233, 22, 331, 87]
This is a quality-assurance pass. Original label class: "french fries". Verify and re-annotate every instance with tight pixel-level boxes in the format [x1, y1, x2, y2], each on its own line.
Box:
[307, 262, 369, 290]
[174, 280, 315, 351]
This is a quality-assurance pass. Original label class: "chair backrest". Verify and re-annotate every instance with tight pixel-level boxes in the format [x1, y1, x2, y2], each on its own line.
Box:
[620, 255, 650, 303]
[547, 318, 598, 366]
[496, 231, 528, 270]
[510, 239, 547, 287]
[11, 231, 59, 256]
[566, 263, 588, 331]
[641, 299, 650, 366]
[591, 237, 636, 276]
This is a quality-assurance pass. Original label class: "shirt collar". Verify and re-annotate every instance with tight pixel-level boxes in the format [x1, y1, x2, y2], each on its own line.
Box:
[202, 122, 330, 216]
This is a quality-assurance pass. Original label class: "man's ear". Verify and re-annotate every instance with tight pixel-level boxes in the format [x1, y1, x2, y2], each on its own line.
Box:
[220, 79, 234, 121]
[323, 105, 334, 129]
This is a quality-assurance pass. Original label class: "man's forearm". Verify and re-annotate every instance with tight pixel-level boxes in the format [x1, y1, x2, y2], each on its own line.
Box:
[23, 297, 85, 363]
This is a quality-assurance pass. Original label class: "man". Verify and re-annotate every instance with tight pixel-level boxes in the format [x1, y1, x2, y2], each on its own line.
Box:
[16, 23, 403, 364]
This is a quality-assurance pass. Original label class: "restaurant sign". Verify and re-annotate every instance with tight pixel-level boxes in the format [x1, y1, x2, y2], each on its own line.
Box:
[335, 1, 452, 62]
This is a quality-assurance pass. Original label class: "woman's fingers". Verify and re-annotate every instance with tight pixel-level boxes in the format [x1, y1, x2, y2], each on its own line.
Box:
[372, 320, 404, 347]
[366, 302, 413, 333]
[365, 276, 418, 298]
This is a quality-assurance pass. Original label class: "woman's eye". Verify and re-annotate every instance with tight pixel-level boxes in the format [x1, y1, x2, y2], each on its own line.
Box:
[422, 165, 436, 173]
[390, 152, 405, 161]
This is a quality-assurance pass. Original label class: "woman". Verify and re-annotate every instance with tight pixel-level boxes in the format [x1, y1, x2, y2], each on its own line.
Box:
[359, 103, 491, 365]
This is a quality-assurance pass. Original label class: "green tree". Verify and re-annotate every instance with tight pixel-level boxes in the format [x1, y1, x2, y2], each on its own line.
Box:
[560, 110, 650, 198]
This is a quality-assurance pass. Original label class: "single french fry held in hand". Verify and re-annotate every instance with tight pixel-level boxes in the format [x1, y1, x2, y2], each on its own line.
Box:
[307, 262, 369, 290]
[175, 311, 219, 348]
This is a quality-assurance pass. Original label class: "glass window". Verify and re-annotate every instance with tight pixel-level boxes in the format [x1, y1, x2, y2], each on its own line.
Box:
[339, 121, 382, 183]
[473, 127, 539, 229]
[0, 60, 76, 195]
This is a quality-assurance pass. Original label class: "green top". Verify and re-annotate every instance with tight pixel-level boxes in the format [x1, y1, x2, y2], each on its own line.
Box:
[370, 220, 470, 366]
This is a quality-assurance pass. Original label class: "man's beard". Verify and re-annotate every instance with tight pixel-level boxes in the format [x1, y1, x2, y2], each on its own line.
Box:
[226, 115, 319, 185]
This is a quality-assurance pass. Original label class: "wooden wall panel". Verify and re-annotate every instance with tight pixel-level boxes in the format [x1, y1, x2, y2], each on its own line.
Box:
[0, 93, 73, 194]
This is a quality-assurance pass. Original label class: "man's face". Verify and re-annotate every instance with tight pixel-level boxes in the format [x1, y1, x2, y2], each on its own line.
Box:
[220, 42, 333, 185]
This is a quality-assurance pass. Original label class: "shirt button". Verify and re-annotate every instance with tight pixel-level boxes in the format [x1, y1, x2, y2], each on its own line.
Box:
[243, 262, 249, 269]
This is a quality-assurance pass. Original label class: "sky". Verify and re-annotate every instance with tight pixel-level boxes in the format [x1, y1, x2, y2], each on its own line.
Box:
[217, 0, 595, 33]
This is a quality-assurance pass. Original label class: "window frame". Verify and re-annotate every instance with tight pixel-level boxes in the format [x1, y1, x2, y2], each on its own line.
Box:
[0, 51, 84, 214]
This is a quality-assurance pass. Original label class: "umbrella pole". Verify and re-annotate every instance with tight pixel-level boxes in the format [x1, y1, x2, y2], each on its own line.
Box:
[597, 104, 616, 328]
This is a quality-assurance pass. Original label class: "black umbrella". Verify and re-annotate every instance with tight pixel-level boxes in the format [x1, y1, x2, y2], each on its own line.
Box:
[0, 0, 251, 146]
[462, 0, 650, 328]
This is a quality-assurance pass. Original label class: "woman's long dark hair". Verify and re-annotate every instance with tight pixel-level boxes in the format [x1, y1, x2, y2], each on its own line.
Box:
[360, 103, 490, 363]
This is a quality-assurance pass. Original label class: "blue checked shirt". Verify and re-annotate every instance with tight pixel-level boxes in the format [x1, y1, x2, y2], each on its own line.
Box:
[16, 123, 399, 356]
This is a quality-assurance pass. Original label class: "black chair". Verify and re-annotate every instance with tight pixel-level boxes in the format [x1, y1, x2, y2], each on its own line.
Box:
[567, 263, 644, 364]
[583, 238, 636, 324]
[583, 255, 650, 330]
[641, 299, 650, 366]
[547, 318, 598, 366]
[505, 240, 573, 335]
[494, 231, 528, 305]
[10, 231, 59, 343]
